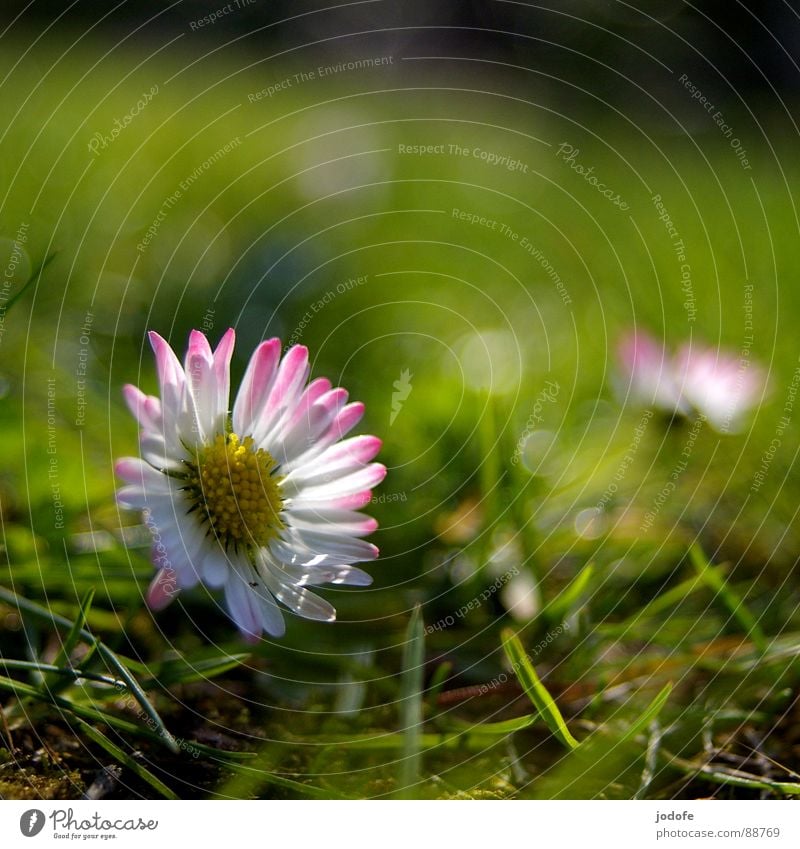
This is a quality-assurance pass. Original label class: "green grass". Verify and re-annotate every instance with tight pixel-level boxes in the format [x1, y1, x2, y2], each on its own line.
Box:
[1, 41, 799, 799]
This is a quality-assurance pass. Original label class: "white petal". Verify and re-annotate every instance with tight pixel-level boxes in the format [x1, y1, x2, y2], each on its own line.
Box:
[282, 527, 379, 563]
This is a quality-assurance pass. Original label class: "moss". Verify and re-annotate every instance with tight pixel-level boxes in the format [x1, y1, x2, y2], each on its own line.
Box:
[0, 768, 83, 799]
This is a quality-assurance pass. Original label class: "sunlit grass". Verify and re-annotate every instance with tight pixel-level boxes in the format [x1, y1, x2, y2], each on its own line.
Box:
[1, 44, 799, 799]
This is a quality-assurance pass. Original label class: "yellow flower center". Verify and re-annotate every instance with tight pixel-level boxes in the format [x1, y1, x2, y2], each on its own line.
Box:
[185, 433, 284, 550]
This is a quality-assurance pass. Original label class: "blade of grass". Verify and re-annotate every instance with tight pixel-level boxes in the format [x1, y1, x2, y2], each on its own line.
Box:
[0, 585, 178, 752]
[1, 659, 122, 688]
[73, 718, 178, 799]
[599, 575, 703, 638]
[2, 251, 58, 312]
[140, 653, 251, 688]
[426, 661, 452, 712]
[46, 588, 95, 694]
[398, 604, 425, 798]
[635, 718, 663, 799]
[455, 714, 537, 736]
[620, 682, 673, 744]
[666, 750, 800, 796]
[0, 672, 146, 739]
[543, 562, 594, 623]
[220, 758, 349, 799]
[501, 628, 579, 750]
[689, 544, 768, 654]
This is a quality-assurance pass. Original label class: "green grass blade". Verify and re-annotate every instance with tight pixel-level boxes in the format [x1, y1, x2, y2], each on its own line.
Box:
[689, 544, 768, 654]
[456, 714, 537, 736]
[46, 588, 95, 693]
[0, 585, 178, 753]
[0, 672, 143, 738]
[398, 603, 425, 798]
[220, 759, 349, 799]
[95, 644, 178, 753]
[2, 250, 58, 313]
[501, 628, 579, 750]
[141, 652, 251, 688]
[73, 717, 178, 799]
[599, 575, 703, 638]
[667, 751, 800, 796]
[426, 660, 452, 712]
[51, 588, 95, 668]
[543, 562, 594, 623]
[1, 659, 122, 688]
[620, 683, 673, 743]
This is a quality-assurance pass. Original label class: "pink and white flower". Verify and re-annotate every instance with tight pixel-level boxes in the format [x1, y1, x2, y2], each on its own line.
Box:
[618, 330, 688, 417]
[618, 329, 764, 432]
[673, 343, 765, 433]
[115, 329, 385, 639]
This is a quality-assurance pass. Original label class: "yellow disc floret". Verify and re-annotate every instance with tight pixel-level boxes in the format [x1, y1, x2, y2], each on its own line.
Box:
[184, 433, 284, 550]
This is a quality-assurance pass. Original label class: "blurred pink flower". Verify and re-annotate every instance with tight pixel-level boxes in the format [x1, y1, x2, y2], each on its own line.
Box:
[674, 344, 765, 433]
[618, 330, 764, 432]
[617, 330, 688, 417]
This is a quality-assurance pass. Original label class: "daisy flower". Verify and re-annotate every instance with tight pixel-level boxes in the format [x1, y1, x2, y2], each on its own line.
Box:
[618, 329, 764, 433]
[674, 343, 764, 433]
[617, 330, 688, 417]
[115, 329, 385, 639]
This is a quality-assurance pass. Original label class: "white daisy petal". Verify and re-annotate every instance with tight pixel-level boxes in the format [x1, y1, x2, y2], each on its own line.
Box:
[116, 486, 149, 509]
[252, 345, 310, 444]
[282, 527, 379, 563]
[201, 547, 232, 588]
[283, 463, 387, 500]
[272, 561, 373, 587]
[146, 568, 180, 611]
[284, 435, 382, 487]
[259, 563, 336, 622]
[212, 328, 236, 425]
[123, 385, 162, 432]
[232, 337, 281, 435]
[224, 570, 264, 639]
[115, 457, 173, 491]
[184, 330, 217, 441]
[287, 507, 378, 537]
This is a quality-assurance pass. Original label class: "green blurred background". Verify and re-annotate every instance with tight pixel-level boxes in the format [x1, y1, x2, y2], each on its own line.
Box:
[1, 1, 799, 799]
